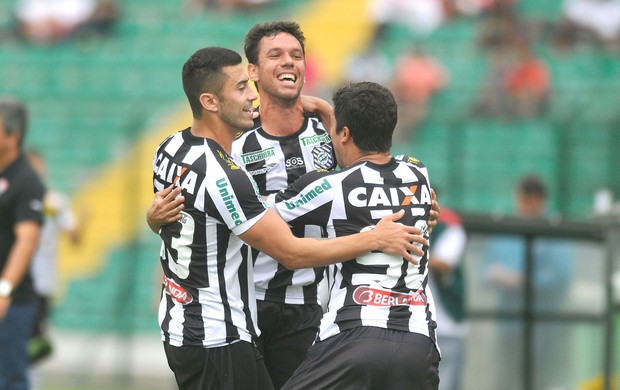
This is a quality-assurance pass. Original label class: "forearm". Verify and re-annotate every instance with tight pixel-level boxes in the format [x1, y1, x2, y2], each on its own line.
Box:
[283, 233, 381, 269]
[241, 209, 422, 270]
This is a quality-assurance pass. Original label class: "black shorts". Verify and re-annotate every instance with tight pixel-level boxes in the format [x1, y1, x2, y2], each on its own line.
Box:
[164, 340, 273, 390]
[282, 327, 440, 390]
[256, 301, 322, 389]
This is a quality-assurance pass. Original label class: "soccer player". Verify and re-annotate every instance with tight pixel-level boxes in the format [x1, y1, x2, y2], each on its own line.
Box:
[268, 82, 441, 390]
[0, 97, 46, 390]
[151, 47, 427, 390]
[231, 21, 337, 388]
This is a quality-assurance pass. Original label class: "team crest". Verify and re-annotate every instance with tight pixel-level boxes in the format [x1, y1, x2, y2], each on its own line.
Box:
[312, 144, 334, 169]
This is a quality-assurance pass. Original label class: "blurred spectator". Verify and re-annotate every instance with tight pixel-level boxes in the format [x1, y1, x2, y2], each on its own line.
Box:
[503, 41, 551, 117]
[26, 150, 87, 365]
[343, 35, 392, 86]
[368, 0, 446, 36]
[13, 0, 120, 45]
[483, 174, 574, 390]
[390, 47, 448, 141]
[428, 205, 468, 390]
[184, 0, 274, 13]
[477, 3, 526, 51]
[474, 4, 552, 119]
[551, 0, 620, 52]
[474, 36, 550, 119]
[444, 0, 517, 17]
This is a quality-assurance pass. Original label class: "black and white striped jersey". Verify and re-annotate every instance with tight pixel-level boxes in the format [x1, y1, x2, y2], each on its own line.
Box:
[153, 128, 268, 348]
[270, 155, 438, 343]
[231, 114, 337, 304]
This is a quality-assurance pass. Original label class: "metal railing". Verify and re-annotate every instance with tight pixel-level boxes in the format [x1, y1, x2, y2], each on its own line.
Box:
[460, 212, 619, 390]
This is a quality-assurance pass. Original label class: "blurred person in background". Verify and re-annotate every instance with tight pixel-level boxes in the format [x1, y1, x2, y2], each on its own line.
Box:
[427, 200, 467, 390]
[183, 0, 275, 14]
[0, 97, 45, 390]
[368, 0, 446, 37]
[473, 4, 551, 119]
[343, 31, 392, 86]
[12, 0, 120, 45]
[390, 46, 448, 142]
[26, 149, 88, 365]
[554, 0, 620, 52]
[483, 174, 574, 390]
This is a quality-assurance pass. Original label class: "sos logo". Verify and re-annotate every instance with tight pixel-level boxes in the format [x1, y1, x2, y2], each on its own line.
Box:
[285, 157, 305, 168]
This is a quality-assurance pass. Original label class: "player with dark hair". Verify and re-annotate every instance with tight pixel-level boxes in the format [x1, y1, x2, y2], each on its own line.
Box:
[0, 97, 45, 390]
[233, 20, 337, 388]
[152, 47, 428, 390]
[269, 82, 440, 389]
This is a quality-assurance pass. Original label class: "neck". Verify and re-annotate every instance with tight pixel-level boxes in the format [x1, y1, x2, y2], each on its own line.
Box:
[0, 149, 19, 172]
[190, 119, 236, 155]
[347, 151, 391, 167]
[258, 97, 304, 137]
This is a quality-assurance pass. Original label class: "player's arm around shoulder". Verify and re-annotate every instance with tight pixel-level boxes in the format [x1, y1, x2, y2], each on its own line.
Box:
[239, 208, 427, 270]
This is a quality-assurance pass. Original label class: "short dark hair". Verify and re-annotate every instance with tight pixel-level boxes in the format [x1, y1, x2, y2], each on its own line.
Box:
[182, 47, 243, 119]
[332, 82, 397, 153]
[244, 21, 306, 65]
[518, 174, 547, 199]
[0, 97, 28, 149]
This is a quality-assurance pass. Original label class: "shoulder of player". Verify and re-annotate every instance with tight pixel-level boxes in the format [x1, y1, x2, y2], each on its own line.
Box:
[304, 112, 328, 131]
[394, 154, 426, 168]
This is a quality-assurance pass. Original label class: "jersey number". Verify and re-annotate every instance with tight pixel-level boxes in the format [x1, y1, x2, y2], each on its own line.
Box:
[166, 212, 194, 279]
[351, 221, 426, 289]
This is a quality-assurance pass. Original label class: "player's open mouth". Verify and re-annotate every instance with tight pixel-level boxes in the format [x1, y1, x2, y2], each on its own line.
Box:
[277, 73, 297, 84]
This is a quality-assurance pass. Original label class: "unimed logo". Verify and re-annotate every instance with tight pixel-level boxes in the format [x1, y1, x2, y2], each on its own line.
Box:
[216, 178, 243, 225]
[284, 178, 332, 210]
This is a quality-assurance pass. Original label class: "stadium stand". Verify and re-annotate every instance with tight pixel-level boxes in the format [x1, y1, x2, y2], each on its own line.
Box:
[0, 4, 618, 389]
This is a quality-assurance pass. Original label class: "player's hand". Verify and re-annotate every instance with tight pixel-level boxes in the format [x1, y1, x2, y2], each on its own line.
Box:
[300, 95, 335, 131]
[428, 188, 440, 234]
[147, 185, 184, 233]
[374, 210, 428, 265]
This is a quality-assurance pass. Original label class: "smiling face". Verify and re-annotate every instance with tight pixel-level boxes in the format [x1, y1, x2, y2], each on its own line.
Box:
[248, 32, 305, 103]
[217, 64, 258, 131]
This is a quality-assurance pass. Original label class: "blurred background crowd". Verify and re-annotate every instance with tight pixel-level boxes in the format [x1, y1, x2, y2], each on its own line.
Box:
[0, 0, 619, 389]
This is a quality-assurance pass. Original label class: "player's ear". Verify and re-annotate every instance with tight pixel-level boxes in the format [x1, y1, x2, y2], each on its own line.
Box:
[341, 126, 352, 144]
[248, 63, 259, 82]
[200, 93, 218, 112]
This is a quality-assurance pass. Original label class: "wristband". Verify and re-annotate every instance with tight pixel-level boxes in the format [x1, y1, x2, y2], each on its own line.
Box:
[0, 279, 13, 297]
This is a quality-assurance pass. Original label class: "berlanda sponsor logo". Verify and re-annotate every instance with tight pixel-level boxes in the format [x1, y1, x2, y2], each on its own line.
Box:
[164, 277, 193, 305]
[353, 286, 426, 306]
[284, 178, 332, 210]
[348, 185, 432, 207]
[216, 178, 243, 225]
[300, 133, 330, 146]
[240, 147, 275, 164]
